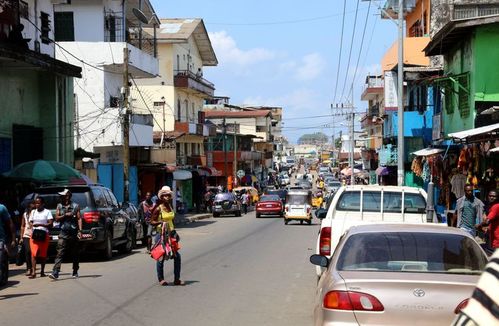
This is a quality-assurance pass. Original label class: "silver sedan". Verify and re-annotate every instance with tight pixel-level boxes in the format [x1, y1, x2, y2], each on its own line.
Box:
[310, 223, 488, 326]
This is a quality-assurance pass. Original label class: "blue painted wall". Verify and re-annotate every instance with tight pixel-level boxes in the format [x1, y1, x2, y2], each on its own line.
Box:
[97, 163, 138, 206]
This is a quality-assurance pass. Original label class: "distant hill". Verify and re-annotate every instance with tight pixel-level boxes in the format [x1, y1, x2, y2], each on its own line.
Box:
[298, 132, 329, 145]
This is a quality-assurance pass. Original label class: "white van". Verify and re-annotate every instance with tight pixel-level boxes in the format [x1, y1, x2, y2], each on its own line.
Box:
[314, 185, 428, 277]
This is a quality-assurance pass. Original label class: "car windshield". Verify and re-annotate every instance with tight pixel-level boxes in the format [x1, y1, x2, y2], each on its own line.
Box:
[260, 195, 280, 202]
[287, 194, 309, 205]
[267, 190, 286, 199]
[337, 232, 487, 274]
[35, 191, 90, 210]
[215, 193, 234, 201]
[328, 182, 341, 187]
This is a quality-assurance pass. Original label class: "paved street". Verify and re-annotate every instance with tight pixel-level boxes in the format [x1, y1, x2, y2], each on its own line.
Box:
[1, 210, 318, 326]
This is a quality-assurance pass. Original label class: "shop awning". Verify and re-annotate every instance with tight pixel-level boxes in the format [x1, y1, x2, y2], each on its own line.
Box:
[448, 123, 499, 143]
[173, 170, 192, 180]
[200, 166, 222, 176]
[412, 148, 445, 156]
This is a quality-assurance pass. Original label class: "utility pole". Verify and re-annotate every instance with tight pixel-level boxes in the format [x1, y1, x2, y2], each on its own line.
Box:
[233, 126, 237, 187]
[397, 0, 405, 186]
[123, 46, 130, 202]
[350, 111, 355, 185]
[222, 118, 227, 182]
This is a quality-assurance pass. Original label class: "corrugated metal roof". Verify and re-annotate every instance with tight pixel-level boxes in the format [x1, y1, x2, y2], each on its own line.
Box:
[152, 18, 218, 66]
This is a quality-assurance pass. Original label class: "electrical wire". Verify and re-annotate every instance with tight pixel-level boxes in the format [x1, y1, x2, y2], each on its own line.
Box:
[345, 0, 372, 102]
[339, 0, 361, 103]
[332, 0, 348, 105]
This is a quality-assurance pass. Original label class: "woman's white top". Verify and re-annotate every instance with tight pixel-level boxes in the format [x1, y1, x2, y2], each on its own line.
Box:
[29, 209, 53, 233]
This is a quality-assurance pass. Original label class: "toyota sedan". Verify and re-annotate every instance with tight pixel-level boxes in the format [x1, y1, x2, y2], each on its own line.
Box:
[310, 224, 488, 326]
[255, 195, 283, 218]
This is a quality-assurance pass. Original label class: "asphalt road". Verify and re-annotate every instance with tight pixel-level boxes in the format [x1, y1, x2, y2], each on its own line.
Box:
[1, 209, 319, 326]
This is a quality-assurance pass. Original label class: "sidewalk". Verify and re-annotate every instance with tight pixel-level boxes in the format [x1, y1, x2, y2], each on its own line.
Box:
[174, 211, 212, 226]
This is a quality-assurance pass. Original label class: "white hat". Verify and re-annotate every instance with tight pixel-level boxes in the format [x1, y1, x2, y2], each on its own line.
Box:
[58, 188, 71, 196]
[158, 186, 172, 198]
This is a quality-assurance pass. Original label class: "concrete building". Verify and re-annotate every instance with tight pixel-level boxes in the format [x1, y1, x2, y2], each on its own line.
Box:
[53, 0, 160, 152]
[134, 18, 218, 167]
[0, 0, 81, 171]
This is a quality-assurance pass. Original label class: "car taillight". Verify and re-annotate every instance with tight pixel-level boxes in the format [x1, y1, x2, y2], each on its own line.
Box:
[83, 211, 100, 223]
[319, 227, 331, 256]
[454, 299, 469, 314]
[285, 205, 289, 212]
[323, 291, 384, 311]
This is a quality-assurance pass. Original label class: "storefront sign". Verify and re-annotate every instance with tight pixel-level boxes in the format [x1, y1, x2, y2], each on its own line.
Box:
[384, 71, 398, 111]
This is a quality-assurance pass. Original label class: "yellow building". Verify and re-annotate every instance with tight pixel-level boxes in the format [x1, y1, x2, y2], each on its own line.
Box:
[133, 18, 218, 166]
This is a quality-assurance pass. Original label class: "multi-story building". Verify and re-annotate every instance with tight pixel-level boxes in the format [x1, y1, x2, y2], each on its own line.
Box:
[134, 18, 218, 167]
[0, 0, 81, 171]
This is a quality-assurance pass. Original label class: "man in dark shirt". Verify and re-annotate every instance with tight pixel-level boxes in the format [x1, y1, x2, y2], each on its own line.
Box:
[49, 189, 82, 280]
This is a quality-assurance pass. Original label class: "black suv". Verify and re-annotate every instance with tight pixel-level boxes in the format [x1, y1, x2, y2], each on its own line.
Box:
[23, 185, 133, 260]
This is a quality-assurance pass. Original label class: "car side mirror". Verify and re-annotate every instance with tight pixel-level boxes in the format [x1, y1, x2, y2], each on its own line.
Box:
[310, 254, 329, 267]
[316, 208, 327, 219]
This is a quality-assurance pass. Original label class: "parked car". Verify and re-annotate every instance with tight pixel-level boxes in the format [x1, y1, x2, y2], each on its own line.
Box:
[314, 185, 429, 277]
[212, 193, 242, 217]
[310, 224, 488, 326]
[122, 202, 145, 248]
[256, 195, 284, 218]
[24, 185, 134, 260]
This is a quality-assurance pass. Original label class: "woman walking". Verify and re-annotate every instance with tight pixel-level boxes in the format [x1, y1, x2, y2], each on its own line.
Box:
[151, 186, 184, 286]
[28, 197, 53, 278]
[19, 200, 35, 276]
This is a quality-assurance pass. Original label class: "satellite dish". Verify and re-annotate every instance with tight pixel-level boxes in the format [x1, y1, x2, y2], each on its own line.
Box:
[132, 8, 149, 24]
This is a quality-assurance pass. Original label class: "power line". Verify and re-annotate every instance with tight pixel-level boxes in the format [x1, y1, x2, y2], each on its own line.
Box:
[345, 0, 372, 102]
[332, 0, 348, 105]
[339, 0, 361, 103]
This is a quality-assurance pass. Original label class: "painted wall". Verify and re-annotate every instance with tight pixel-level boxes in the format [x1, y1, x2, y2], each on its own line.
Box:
[20, 0, 55, 57]
[474, 24, 499, 102]
[55, 0, 106, 42]
[406, 0, 430, 36]
[442, 35, 474, 135]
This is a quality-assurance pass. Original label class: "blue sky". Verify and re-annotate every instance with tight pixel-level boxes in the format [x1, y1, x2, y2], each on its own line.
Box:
[150, 0, 397, 143]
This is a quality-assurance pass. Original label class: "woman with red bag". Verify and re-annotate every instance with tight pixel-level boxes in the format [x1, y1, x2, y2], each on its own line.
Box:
[151, 186, 184, 286]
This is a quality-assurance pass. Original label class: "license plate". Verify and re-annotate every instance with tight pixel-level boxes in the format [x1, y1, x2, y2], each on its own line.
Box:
[52, 235, 59, 240]
[265, 204, 273, 208]
[215, 205, 222, 209]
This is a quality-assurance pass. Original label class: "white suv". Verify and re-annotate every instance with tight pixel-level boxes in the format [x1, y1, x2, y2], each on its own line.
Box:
[314, 185, 429, 277]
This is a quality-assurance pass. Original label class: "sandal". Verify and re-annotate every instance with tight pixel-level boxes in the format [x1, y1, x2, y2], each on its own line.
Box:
[28, 274, 36, 279]
[159, 280, 168, 286]
[174, 280, 185, 286]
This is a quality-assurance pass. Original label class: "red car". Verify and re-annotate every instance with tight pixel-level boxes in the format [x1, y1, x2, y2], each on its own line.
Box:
[256, 195, 283, 218]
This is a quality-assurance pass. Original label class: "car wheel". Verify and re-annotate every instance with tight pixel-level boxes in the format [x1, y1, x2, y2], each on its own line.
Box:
[284, 219, 289, 225]
[307, 219, 312, 225]
[101, 231, 113, 260]
[236, 211, 242, 217]
[119, 227, 133, 254]
[213, 213, 220, 217]
[300, 220, 303, 225]
[256, 213, 261, 218]
[131, 229, 138, 249]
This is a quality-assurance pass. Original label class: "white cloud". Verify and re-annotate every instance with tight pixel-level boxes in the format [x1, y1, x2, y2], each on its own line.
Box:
[209, 31, 276, 66]
[294, 53, 326, 81]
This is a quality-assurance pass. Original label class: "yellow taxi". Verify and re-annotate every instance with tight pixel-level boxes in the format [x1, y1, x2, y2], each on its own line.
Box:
[233, 186, 259, 204]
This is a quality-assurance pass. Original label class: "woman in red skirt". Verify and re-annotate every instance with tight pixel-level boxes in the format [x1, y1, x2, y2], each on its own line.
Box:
[28, 197, 53, 278]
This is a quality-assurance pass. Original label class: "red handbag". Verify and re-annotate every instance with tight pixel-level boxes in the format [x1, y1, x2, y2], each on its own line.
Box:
[150, 224, 173, 261]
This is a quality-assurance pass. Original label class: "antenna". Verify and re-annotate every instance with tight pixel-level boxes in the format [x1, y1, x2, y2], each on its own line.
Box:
[132, 8, 149, 24]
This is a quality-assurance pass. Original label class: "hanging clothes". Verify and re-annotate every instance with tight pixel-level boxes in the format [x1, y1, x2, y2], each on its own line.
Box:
[450, 173, 467, 199]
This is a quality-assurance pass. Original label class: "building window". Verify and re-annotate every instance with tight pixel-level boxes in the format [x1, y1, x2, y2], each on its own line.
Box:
[54, 12, 74, 42]
[40, 12, 51, 44]
[458, 74, 470, 118]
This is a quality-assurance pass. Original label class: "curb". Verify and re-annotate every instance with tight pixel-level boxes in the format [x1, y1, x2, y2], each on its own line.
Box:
[175, 213, 212, 225]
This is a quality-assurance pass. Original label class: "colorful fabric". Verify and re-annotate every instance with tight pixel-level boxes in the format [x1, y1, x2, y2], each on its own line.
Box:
[487, 203, 499, 249]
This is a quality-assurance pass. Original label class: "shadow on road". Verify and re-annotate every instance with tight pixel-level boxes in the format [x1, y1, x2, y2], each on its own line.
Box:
[0, 291, 38, 300]
[48, 274, 102, 281]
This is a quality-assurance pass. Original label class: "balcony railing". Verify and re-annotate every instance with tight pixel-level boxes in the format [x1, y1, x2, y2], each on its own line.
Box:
[174, 70, 215, 97]
[103, 13, 157, 57]
[453, 4, 499, 20]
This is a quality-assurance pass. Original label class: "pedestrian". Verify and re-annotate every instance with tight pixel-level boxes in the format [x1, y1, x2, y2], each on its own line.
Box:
[49, 189, 82, 280]
[476, 189, 499, 251]
[151, 186, 184, 286]
[28, 197, 53, 278]
[19, 200, 35, 276]
[0, 200, 16, 267]
[204, 190, 212, 212]
[241, 190, 250, 214]
[454, 184, 484, 237]
[139, 191, 155, 253]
